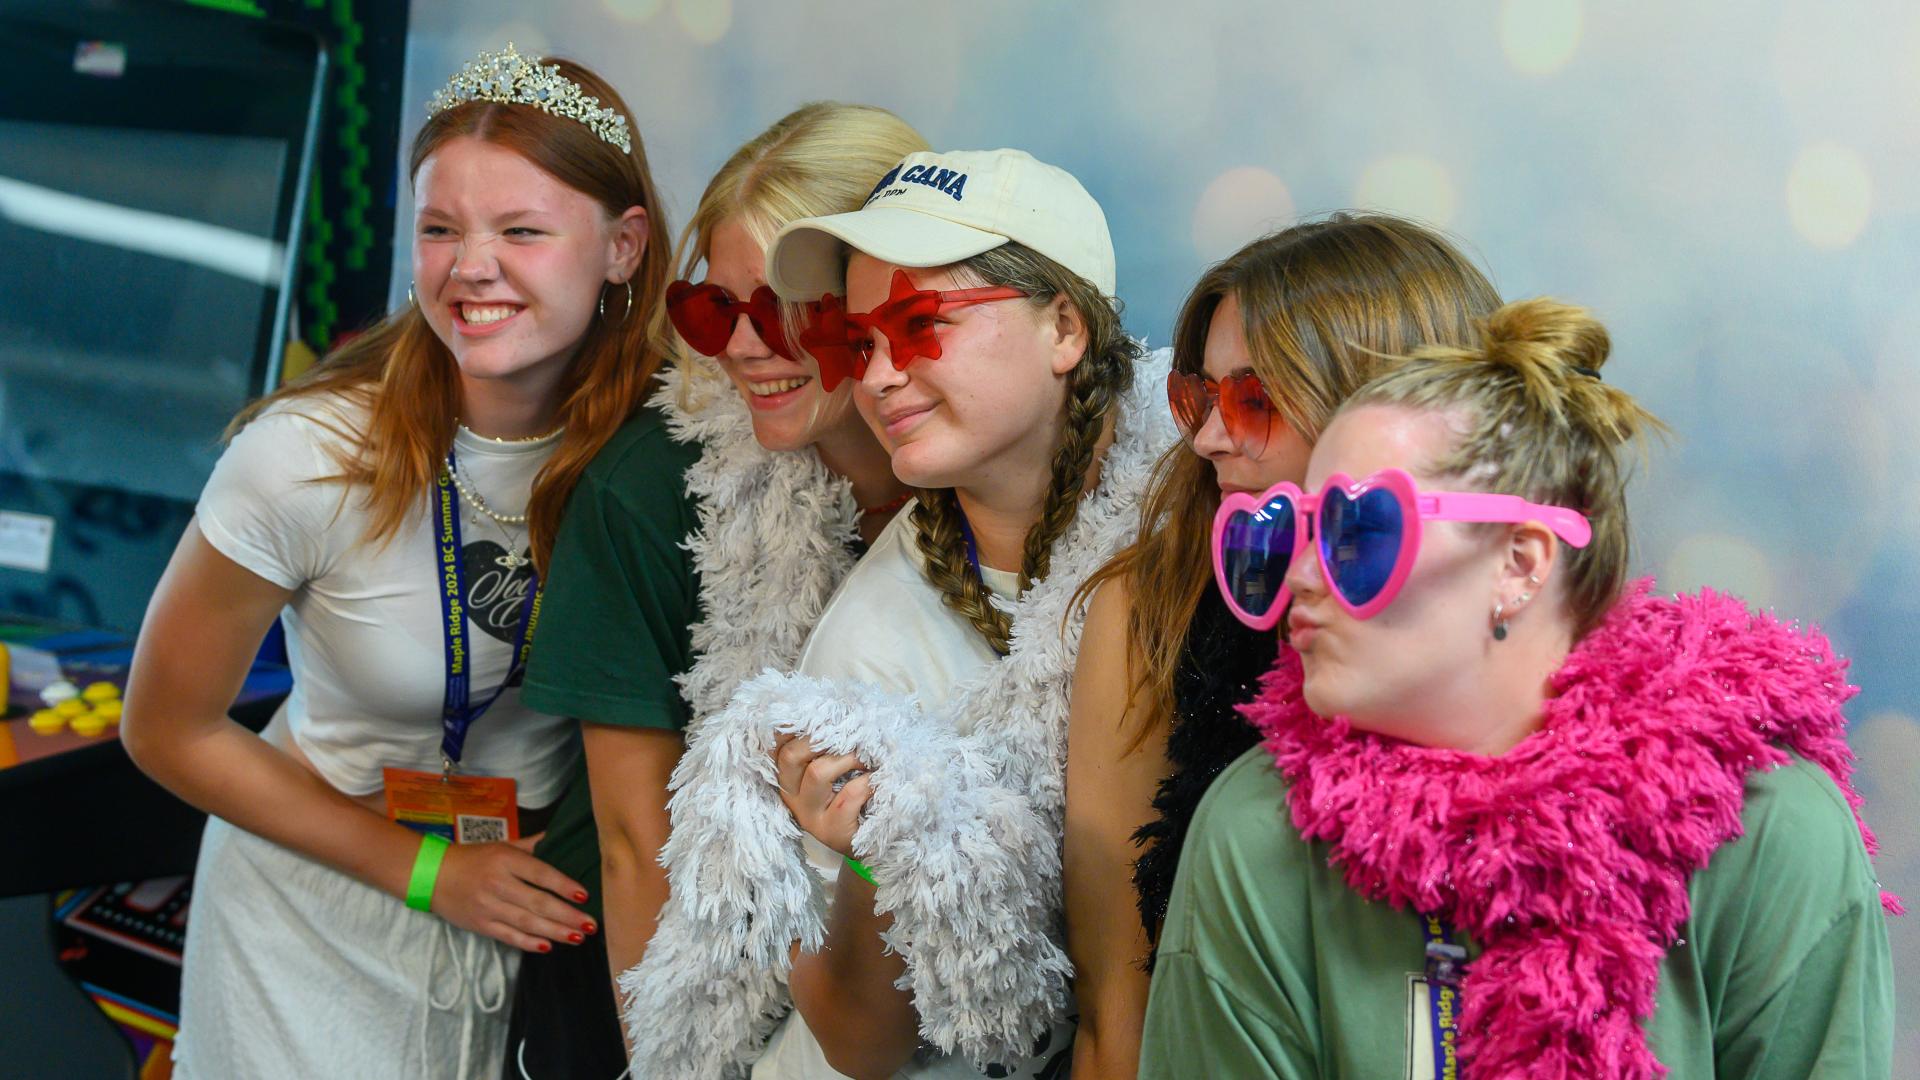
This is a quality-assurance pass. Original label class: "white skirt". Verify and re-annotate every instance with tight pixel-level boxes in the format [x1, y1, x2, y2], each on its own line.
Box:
[173, 815, 519, 1080]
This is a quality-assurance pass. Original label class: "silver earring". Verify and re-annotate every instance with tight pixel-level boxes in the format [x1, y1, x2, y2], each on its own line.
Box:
[1492, 601, 1509, 642]
[406, 282, 415, 307]
[599, 280, 634, 326]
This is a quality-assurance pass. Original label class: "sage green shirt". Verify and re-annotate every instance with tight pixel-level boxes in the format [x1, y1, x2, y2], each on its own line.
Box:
[1139, 747, 1895, 1079]
[520, 406, 702, 922]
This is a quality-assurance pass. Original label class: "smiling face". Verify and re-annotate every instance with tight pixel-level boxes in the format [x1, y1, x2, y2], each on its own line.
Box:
[412, 136, 627, 394]
[1188, 292, 1314, 495]
[845, 251, 1075, 495]
[1280, 403, 1508, 741]
[702, 216, 863, 452]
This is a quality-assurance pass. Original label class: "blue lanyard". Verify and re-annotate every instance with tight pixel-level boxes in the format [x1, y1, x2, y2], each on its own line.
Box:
[1421, 914, 1466, 1080]
[955, 510, 983, 576]
[435, 450, 540, 770]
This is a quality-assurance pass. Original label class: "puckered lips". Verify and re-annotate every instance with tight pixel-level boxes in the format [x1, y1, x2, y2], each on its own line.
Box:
[1287, 605, 1323, 651]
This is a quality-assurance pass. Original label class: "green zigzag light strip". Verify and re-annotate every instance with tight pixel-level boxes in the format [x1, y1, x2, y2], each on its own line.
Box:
[302, 180, 336, 352]
[319, 0, 374, 272]
[296, 0, 374, 350]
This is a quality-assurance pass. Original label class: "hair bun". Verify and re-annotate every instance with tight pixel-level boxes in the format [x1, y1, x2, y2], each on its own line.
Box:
[1479, 297, 1611, 378]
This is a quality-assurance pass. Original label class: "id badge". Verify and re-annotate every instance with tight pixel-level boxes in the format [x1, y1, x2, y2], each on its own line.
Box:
[382, 766, 519, 844]
[1404, 974, 1463, 1080]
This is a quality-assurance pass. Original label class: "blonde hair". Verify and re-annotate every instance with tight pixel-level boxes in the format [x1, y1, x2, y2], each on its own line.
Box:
[1348, 298, 1667, 637]
[1078, 213, 1500, 745]
[912, 243, 1139, 654]
[669, 102, 928, 394]
[231, 56, 673, 573]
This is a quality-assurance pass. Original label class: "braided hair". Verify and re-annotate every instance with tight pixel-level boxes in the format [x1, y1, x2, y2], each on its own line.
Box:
[908, 242, 1139, 654]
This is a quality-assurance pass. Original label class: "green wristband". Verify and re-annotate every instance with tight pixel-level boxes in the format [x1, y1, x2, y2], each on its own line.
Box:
[406, 833, 451, 913]
[844, 856, 877, 887]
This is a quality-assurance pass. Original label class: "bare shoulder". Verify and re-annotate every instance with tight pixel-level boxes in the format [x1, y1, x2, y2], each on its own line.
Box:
[1069, 572, 1161, 762]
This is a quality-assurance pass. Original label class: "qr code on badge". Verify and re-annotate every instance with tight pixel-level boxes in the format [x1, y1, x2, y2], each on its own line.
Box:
[456, 815, 509, 844]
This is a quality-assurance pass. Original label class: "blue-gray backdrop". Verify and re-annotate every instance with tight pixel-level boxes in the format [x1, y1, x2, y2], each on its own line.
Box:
[400, 1, 1920, 1060]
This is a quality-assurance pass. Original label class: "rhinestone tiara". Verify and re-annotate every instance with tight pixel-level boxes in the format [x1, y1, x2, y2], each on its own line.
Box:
[426, 43, 632, 155]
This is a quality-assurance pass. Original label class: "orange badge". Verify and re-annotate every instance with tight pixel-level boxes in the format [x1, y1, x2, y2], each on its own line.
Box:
[382, 767, 519, 845]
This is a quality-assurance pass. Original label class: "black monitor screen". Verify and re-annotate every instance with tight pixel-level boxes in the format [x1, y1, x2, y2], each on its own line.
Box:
[0, 1, 322, 628]
[0, 120, 291, 500]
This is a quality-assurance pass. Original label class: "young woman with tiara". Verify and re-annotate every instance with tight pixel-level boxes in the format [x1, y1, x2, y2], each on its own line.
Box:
[1061, 213, 1502, 1077]
[624, 148, 1177, 1078]
[121, 46, 669, 1078]
[503, 101, 925, 1077]
[1140, 299, 1899, 1077]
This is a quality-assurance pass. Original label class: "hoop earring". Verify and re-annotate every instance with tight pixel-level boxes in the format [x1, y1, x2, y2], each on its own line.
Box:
[599, 280, 634, 326]
[1492, 601, 1509, 642]
[406, 282, 415, 307]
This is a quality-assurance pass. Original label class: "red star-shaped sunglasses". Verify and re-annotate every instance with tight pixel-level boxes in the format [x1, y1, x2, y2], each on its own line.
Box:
[667, 270, 1027, 392]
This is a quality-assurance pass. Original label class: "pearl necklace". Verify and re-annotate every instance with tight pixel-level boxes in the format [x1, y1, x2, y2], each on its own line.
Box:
[449, 460, 527, 526]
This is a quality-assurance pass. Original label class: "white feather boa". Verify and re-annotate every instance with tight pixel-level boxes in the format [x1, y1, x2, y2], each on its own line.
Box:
[650, 361, 863, 724]
[623, 349, 1178, 1077]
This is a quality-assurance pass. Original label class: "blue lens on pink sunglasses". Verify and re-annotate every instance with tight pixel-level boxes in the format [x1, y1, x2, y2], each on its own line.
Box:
[1217, 491, 1296, 623]
[1319, 486, 1404, 608]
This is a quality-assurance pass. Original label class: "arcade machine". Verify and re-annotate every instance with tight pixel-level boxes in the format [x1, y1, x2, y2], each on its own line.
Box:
[0, 1, 406, 1073]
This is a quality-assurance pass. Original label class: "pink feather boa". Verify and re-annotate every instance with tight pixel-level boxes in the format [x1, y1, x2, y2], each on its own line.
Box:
[1239, 581, 1902, 1078]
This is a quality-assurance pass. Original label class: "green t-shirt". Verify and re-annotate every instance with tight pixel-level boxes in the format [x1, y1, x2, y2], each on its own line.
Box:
[521, 405, 702, 922]
[1139, 747, 1895, 1079]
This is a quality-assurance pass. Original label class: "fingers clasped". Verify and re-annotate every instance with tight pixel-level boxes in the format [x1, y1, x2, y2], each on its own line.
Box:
[770, 733, 874, 857]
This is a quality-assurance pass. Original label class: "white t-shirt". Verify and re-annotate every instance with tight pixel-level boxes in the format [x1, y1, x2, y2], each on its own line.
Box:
[754, 506, 1072, 1078]
[196, 395, 577, 806]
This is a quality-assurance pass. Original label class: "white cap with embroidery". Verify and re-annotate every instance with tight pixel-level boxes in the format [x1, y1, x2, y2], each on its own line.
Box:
[766, 148, 1117, 301]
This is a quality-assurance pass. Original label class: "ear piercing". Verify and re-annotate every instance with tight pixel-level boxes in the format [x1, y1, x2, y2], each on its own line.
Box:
[599, 279, 634, 325]
[1494, 575, 1543, 642]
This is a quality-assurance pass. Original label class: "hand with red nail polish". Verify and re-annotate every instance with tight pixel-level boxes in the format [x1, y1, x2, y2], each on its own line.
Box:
[425, 833, 592, 953]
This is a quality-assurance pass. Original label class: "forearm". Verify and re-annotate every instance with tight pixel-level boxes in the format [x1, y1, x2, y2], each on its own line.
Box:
[790, 864, 921, 1078]
[1063, 820, 1155, 1080]
[1070, 990, 1148, 1079]
[597, 827, 669, 999]
[577, 721, 683, 1043]
[128, 715, 422, 897]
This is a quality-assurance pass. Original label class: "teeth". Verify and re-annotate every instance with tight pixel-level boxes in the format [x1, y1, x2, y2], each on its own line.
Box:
[463, 304, 519, 324]
[749, 377, 810, 396]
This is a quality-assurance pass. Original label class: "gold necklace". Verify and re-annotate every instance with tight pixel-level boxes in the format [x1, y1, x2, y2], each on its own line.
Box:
[456, 418, 562, 444]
